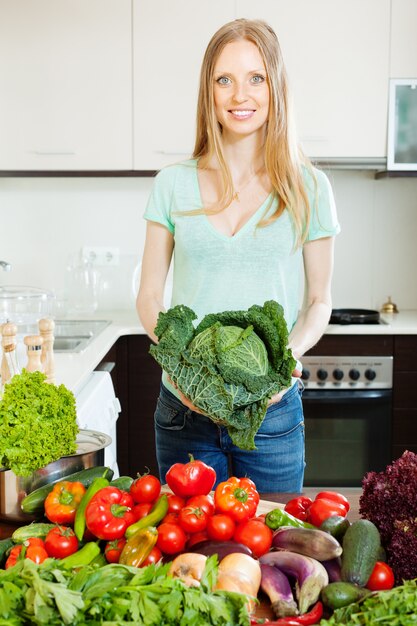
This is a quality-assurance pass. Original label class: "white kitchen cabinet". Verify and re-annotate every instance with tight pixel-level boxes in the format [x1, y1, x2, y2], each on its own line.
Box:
[133, 0, 235, 170]
[236, 0, 391, 159]
[390, 0, 417, 77]
[0, 0, 132, 170]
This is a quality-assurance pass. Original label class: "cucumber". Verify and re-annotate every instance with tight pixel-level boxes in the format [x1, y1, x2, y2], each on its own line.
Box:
[320, 515, 351, 541]
[12, 523, 56, 543]
[110, 476, 134, 491]
[21, 466, 114, 515]
[341, 519, 381, 587]
[0, 538, 14, 567]
[321, 581, 371, 610]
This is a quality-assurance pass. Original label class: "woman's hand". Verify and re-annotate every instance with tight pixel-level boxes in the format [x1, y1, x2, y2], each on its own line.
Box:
[267, 365, 302, 406]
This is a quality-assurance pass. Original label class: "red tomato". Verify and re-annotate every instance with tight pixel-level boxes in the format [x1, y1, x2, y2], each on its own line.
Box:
[206, 513, 236, 541]
[156, 522, 187, 555]
[186, 530, 209, 548]
[186, 494, 215, 517]
[178, 506, 208, 534]
[366, 561, 395, 591]
[140, 546, 163, 567]
[307, 499, 348, 526]
[44, 526, 79, 559]
[167, 494, 186, 514]
[233, 519, 273, 558]
[162, 512, 180, 525]
[104, 538, 127, 563]
[315, 491, 350, 514]
[130, 473, 161, 504]
[133, 502, 153, 521]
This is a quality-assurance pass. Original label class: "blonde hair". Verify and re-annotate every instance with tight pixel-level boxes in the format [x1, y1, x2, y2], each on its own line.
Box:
[193, 18, 314, 246]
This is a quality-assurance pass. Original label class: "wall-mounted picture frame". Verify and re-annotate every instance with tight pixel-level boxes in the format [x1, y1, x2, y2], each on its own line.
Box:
[387, 78, 417, 171]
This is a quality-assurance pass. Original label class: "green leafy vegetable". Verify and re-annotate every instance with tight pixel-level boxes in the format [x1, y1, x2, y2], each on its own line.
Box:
[0, 369, 78, 476]
[150, 300, 296, 450]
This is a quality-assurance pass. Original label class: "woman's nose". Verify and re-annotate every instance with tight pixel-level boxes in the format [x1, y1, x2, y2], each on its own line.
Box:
[232, 82, 248, 102]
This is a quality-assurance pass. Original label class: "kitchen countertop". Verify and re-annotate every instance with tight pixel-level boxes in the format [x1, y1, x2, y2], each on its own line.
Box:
[54, 309, 417, 394]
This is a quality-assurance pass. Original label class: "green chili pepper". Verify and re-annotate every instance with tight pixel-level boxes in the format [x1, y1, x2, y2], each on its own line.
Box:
[265, 507, 315, 530]
[74, 476, 110, 541]
[60, 541, 101, 569]
[125, 493, 169, 539]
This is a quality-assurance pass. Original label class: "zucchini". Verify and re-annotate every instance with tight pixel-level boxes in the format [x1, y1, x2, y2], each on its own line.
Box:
[321, 581, 371, 610]
[341, 519, 381, 587]
[110, 476, 134, 492]
[0, 538, 14, 567]
[12, 523, 56, 543]
[21, 466, 114, 515]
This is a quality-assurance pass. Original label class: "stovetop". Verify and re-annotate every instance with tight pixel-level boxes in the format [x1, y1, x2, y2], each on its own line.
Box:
[301, 355, 393, 389]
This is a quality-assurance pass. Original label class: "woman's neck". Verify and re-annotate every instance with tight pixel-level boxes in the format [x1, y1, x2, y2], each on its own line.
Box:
[220, 131, 265, 179]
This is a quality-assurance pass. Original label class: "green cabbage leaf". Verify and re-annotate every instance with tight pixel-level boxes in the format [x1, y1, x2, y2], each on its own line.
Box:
[150, 300, 296, 450]
[0, 369, 78, 476]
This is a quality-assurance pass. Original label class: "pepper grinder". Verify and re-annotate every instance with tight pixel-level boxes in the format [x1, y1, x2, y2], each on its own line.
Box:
[24, 335, 44, 373]
[39, 318, 55, 383]
[1, 322, 19, 384]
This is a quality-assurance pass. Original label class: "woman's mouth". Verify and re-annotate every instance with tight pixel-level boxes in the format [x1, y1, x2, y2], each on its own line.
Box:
[228, 109, 255, 120]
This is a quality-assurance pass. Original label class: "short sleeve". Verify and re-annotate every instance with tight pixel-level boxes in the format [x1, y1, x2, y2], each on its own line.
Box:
[143, 167, 176, 234]
[306, 168, 341, 242]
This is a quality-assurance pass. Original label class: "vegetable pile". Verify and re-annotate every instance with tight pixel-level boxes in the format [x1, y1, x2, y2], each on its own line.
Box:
[359, 450, 417, 584]
[149, 300, 296, 450]
[0, 369, 78, 476]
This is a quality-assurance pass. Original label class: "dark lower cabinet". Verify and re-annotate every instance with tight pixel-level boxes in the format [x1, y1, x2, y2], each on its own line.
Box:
[393, 335, 417, 459]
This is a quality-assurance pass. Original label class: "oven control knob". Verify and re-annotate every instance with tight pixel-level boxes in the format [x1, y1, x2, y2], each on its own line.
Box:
[333, 368, 344, 381]
[317, 368, 328, 381]
[365, 368, 376, 381]
[349, 368, 360, 381]
[301, 369, 310, 381]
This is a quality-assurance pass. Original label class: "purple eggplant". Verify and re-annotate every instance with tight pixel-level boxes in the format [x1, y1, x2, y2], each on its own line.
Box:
[260, 563, 298, 617]
[272, 527, 343, 561]
[322, 557, 342, 582]
[260, 550, 329, 614]
[189, 539, 253, 560]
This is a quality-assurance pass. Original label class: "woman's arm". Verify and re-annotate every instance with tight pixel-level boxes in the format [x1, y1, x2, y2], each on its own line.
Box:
[136, 221, 174, 343]
[288, 236, 335, 360]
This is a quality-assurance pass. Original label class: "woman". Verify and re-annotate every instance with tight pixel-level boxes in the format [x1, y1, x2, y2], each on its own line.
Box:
[137, 18, 340, 492]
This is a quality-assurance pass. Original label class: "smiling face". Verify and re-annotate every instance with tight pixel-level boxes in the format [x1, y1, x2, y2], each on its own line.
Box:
[213, 39, 270, 141]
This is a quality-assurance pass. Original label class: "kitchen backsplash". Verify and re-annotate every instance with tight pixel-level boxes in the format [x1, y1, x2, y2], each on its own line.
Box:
[1, 170, 417, 313]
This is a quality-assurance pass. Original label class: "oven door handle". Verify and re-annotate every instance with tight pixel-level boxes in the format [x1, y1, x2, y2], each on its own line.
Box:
[302, 389, 392, 402]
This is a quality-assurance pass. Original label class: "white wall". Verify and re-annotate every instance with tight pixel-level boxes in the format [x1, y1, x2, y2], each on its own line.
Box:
[1, 170, 417, 313]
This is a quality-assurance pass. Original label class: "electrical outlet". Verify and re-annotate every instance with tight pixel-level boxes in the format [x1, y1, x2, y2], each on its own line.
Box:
[82, 246, 120, 266]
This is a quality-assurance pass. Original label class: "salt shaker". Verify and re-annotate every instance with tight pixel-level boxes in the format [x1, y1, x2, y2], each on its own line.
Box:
[24, 335, 44, 373]
[1, 321, 19, 384]
[39, 318, 55, 383]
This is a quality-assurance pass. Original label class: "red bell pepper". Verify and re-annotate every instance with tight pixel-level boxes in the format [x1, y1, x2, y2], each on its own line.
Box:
[165, 454, 216, 498]
[5, 538, 48, 569]
[284, 496, 313, 522]
[44, 480, 86, 524]
[250, 601, 323, 625]
[85, 486, 136, 540]
[214, 476, 260, 522]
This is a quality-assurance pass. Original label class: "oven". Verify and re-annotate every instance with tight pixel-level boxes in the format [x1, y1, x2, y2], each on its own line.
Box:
[301, 309, 393, 488]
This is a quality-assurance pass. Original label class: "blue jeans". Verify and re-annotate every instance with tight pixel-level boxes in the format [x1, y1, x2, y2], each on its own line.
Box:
[154, 381, 305, 493]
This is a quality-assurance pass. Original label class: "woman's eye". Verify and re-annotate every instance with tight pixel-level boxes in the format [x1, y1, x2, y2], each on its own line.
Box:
[216, 76, 231, 85]
[251, 74, 265, 84]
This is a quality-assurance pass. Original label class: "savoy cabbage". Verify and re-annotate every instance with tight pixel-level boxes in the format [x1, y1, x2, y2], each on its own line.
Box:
[150, 300, 296, 450]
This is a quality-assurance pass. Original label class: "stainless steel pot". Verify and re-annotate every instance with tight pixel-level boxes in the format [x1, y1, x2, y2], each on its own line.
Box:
[0, 429, 112, 522]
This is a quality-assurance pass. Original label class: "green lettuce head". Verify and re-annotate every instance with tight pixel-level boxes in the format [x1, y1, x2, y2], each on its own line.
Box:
[150, 300, 296, 450]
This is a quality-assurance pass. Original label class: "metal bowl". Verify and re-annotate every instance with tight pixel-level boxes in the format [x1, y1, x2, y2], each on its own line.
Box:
[0, 429, 112, 522]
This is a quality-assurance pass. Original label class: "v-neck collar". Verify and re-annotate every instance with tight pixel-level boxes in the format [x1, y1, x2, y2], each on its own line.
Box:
[191, 159, 273, 241]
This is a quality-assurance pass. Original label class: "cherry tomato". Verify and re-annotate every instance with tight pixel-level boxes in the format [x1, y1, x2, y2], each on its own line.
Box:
[366, 561, 395, 591]
[233, 519, 273, 558]
[307, 499, 348, 527]
[166, 494, 186, 514]
[206, 513, 236, 541]
[140, 546, 163, 567]
[178, 506, 208, 534]
[130, 473, 161, 504]
[186, 530, 209, 548]
[156, 522, 187, 555]
[133, 502, 153, 521]
[44, 526, 79, 559]
[315, 491, 350, 514]
[186, 494, 215, 517]
[104, 538, 127, 563]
